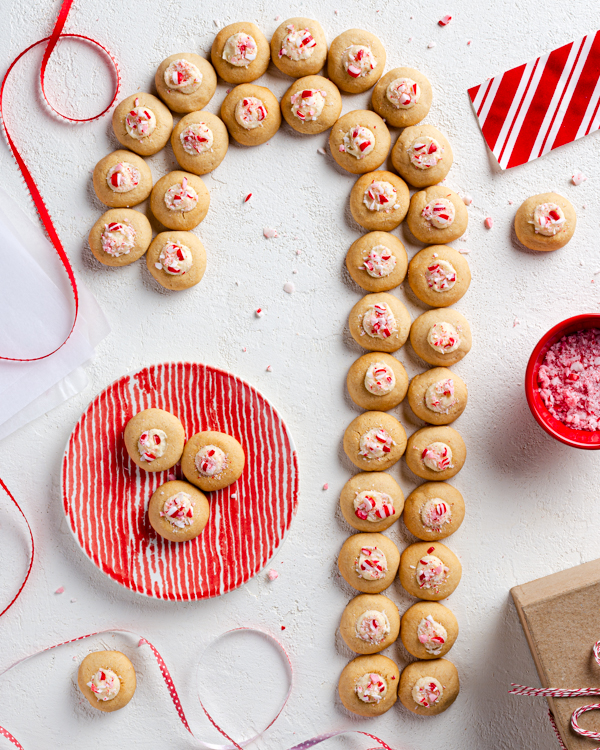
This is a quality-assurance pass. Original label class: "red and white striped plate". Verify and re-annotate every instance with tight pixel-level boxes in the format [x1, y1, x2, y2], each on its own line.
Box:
[61, 362, 299, 600]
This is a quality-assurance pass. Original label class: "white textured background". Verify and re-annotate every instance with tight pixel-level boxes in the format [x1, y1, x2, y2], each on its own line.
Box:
[1, 0, 600, 747]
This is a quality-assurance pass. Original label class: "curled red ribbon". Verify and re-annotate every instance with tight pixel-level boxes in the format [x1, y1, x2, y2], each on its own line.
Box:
[0, 0, 120, 361]
[0, 479, 34, 618]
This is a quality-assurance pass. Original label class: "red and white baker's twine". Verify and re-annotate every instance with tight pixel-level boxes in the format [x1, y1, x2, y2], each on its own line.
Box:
[510, 639, 600, 748]
[0, 0, 121, 361]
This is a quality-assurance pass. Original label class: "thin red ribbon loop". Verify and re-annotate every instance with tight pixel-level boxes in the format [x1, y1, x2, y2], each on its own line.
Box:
[0, 479, 34, 618]
[0, 0, 120, 361]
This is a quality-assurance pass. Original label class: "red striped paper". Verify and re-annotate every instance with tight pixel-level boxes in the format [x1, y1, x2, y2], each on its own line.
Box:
[61, 362, 298, 600]
[468, 31, 600, 169]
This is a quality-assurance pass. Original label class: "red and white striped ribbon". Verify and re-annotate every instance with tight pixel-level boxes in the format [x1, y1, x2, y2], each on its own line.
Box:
[468, 30, 600, 169]
[510, 640, 600, 748]
[0, 479, 34, 618]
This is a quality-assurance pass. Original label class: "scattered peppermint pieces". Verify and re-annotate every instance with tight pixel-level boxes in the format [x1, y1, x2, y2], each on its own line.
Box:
[438, 14, 452, 26]
[427, 41, 437, 48]
[138, 638, 145, 647]
[484, 217, 494, 229]
[281, 626, 286, 630]
[408, 36, 413, 42]
[266, 365, 273, 372]
[55, 587, 65, 595]
[296, 249, 302, 255]
[268, 569, 279, 581]
[70, 598, 77, 603]
[323, 483, 329, 490]
[460, 192, 473, 205]
[292, 269, 298, 274]
[508, 199, 514, 205]
[213, 19, 219, 26]
[317, 147, 327, 155]
[467, 40, 472, 45]
[263, 227, 278, 239]
[274, 14, 280, 20]
[458, 248, 470, 254]
[513, 318, 520, 328]
[168, 473, 176, 481]
[242, 346, 247, 352]
[255, 308, 264, 318]
[283, 282, 295, 294]
[571, 170, 587, 186]
[231, 493, 237, 499]
[244, 193, 252, 203]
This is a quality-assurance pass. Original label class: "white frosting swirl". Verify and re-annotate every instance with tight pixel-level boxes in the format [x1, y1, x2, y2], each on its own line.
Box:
[106, 162, 140, 193]
[425, 379, 457, 413]
[412, 676, 443, 708]
[359, 245, 397, 278]
[157, 242, 193, 276]
[343, 45, 376, 79]
[137, 429, 167, 462]
[354, 490, 395, 521]
[125, 106, 157, 139]
[420, 498, 452, 530]
[355, 672, 388, 703]
[362, 303, 398, 339]
[421, 199, 455, 229]
[416, 553, 449, 590]
[164, 179, 198, 212]
[356, 609, 391, 644]
[235, 96, 267, 129]
[427, 322, 460, 354]
[421, 442, 453, 472]
[87, 668, 121, 701]
[100, 220, 136, 257]
[222, 33, 258, 67]
[195, 445, 227, 477]
[355, 545, 388, 580]
[363, 181, 399, 212]
[164, 59, 202, 93]
[417, 615, 448, 655]
[408, 136, 444, 169]
[279, 25, 317, 60]
[425, 259, 457, 291]
[341, 126, 375, 159]
[364, 362, 396, 395]
[386, 77, 420, 108]
[358, 428, 396, 459]
[531, 202, 565, 236]
[180, 123, 214, 155]
[290, 89, 326, 121]
[160, 491, 194, 528]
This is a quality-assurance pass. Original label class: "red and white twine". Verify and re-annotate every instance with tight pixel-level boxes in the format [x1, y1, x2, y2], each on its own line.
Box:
[510, 640, 600, 748]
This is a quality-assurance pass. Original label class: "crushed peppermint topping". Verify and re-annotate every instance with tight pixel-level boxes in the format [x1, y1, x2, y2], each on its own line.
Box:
[87, 668, 121, 702]
[359, 244, 397, 278]
[531, 202, 565, 236]
[101, 220, 136, 257]
[290, 88, 326, 121]
[422, 199, 455, 229]
[222, 32, 258, 67]
[164, 59, 203, 93]
[343, 126, 375, 159]
[427, 321, 460, 353]
[363, 181, 399, 212]
[342, 44, 376, 78]
[160, 491, 195, 528]
[416, 552, 449, 589]
[164, 181, 199, 212]
[279, 24, 317, 60]
[438, 14, 452, 25]
[421, 498, 452, 530]
[484, 216, 494, 229]
[364, 362, 396, 395]
[125, 107, 157, 139]
[421, 442, 453, 472]
[572, 170, 587, 186]
[355, 545, 388, 580]
[538, 328, 600, 431]
[417, 615, 448, 655]
[356, 609, 391, 644]
[386, 77, 420, 109]
[358, 427, 396, 459]
[235, 96, 267, 129]
[157, 241, 193, 275]
[195, 444, 227, 477]
[425, 378, 457, 413]
[408, 136, 444, 169]
[355, 672, 388, 702]
[180, 123, 214, 155]
[137, 429, 167, 462]
[106, 162, 140, 193]
[353, 490, 395, 521]
[412, 676, 443, 707]
[362, 302, 398, 339]
[425, 260, 457, 291]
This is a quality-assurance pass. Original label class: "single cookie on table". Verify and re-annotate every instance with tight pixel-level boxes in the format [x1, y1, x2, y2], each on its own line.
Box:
[340, 593, 400, 654]
[124, 408, 185, 472]
[220, 84, 281, 146]
[171, 111, 229, 175]
[88, 209, 152, 267]
[338, 532, 400, 593]
[348, 292, 411, 353]
[408, 245, 471, 308]
[398, 658, 459, 715]
[181, 431, 245, 491]
[346, 232, 408, 293]
[148, 480, 210, 543]
[350, 170, 410, 231]
[339, 471, 404, 532]
[371, 66, 432, 128]
[405, 425, 466, 481]
[150, 171, 210, 231]
[93, 150, 152, 208]
[401, 601, 459, 660]
[406, 186, 468, 245]
[327, 29, 386, 94]
[329, 111, 391, 174]
[343, 411, 407, 472]
[410, 308, 472, 367]
[78, 651, 136, 712]
[391, 124, 453, 188]
[154, 53, 217, 114]
[211, 22, 270, 84]
[281, 75, 342, 135]
[407, 367, 468, 425]
[146, 231, 206, 291]
[346, 352, 408, 412]
[112, 93, 173, 157]
[271, 17, 327, 77]
[399, 541, 462, 601]
[339, 654, 399, 717]
[403, 482, 465, 541]
[514, 192, 576, 252]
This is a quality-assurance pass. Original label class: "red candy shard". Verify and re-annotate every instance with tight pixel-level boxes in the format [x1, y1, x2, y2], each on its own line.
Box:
[427, 546, 435, 554]
[438, 14, 452, 25]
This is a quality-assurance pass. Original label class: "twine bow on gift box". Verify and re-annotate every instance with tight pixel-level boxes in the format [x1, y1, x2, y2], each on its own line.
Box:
[510, 640, 600, 749]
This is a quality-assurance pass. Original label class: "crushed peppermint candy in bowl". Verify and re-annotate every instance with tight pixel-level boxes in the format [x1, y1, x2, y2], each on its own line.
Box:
[526, 314, 600, 449]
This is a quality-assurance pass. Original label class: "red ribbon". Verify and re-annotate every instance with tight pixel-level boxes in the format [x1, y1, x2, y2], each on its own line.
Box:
[0, 0, 120, 361]
[0, 479, 34, 618]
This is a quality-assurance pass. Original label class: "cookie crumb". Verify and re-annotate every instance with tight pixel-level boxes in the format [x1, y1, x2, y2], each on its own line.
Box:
[263, 227, 278, 239]
[55, 586, 65, 595]
[283, 282, 295, 294]
[244, 193, 252, 203]
[323, 483, 329, 490]
[427, 41, 437, 48]
[572, 170, 587, 186]
[266, 365, 273, 372]
[268, 569, 279, 581]
[438, 14, 452, 26]
[484, 217, 494, 229]
[255, 308, 264, 318]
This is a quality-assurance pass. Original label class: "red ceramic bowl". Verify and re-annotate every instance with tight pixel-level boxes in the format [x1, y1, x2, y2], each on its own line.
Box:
[525, 314, 600, 449]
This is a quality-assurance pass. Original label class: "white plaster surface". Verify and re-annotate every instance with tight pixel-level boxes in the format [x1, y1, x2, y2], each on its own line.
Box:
[1, 0, 600, 747]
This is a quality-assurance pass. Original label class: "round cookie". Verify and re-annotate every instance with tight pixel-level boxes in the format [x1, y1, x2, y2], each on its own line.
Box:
[220, 84, 281, 146]
[407, 367, 468, 425]
[348, 292, 411, 353]
[343, 411, 407, 472]
[155, 53, 217, 114]
[88, 209, 152, 267]
[350, 170, 410, 231]
[327, 29, 386, 94]
[403, 482, 465, 541]
[329, 110, 391, 174]
[181, 431, 245, 491]
[211, 22, 270, 84]
[398, 658, 459, 715]
[123, 408, 185, 473]
[150, 171, 210, 231]
[410, 309, 472, 367]
[391, 124, 453, 188]
[338, 532, 400, 594]
[399, 541, 462, 601]
[371, 66, 432, 128]
[339, 471, 404, 532]
[281, 75, 342, 135]
[401, 601, 459, 660]
[339, 654, 399, 717]
[148, 480, 210, 543]
[514, 192, 576, 252]
[77, 651, 136, 713]
[171, 111, 229, 175]
[92, 150, 152, 208]
[270, 17, 328, 78]
[405, 425, 466, 481]
[345, 232, 408, 293]
[406, 187, 468, 245]
[340, 594, 400, 654]
[408, 245, 471, 308]
[346, 352, 409, 411]
[112, 93, 173, 157]
[146, 231, 206, 291]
